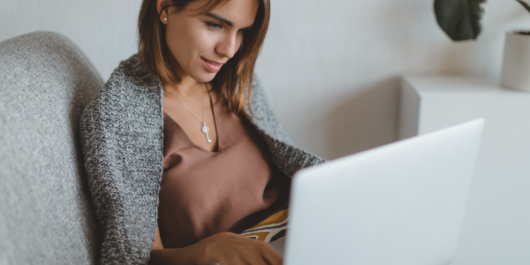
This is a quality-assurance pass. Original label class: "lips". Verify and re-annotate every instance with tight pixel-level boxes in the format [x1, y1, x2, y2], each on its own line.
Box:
[203, 58, 222, 65]
[202, 57, 224, 73]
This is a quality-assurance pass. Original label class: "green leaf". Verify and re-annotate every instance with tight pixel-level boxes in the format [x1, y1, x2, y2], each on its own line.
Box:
[516, 0, 530, 14]
[434, 0, 487, 41]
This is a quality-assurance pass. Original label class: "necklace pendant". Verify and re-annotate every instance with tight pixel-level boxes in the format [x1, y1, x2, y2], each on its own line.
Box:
[201, 123, 212, 143]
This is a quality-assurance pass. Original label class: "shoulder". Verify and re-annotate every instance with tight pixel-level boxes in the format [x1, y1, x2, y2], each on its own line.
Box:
[246, 74, 327, 173]
[247, 73, 270, 117]
[82, 54, 163, 120]
[99, 54, 161, 103]
[80, 54, 164, 147]
[246, 74, 293, 144]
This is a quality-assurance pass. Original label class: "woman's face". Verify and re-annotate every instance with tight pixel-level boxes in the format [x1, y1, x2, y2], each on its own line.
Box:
[159, 0, 259, 83]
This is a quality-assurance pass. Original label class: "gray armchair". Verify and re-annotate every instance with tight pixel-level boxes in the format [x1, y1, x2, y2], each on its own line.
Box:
[0, 32, 102, 264]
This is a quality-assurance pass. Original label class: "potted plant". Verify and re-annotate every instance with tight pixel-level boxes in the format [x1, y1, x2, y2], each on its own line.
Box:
[434, 0, 530, 92]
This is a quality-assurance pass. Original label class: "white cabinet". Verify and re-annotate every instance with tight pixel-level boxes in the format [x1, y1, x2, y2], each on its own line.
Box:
[399, 75, 530, 265]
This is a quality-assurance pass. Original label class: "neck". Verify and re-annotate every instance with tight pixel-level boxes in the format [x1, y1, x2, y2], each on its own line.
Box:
[165, 75, 204, 97]
[164, 57, 204, 97]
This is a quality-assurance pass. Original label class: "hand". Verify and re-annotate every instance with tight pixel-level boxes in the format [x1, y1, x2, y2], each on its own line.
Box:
[193, 232, 283, 265]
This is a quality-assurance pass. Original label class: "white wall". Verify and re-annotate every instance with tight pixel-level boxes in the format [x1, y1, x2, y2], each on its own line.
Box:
[0, 0, 143, 83]
[257, 0, 530, 160]
[2, 0, 529, 160]
[2, 0, 530, 264]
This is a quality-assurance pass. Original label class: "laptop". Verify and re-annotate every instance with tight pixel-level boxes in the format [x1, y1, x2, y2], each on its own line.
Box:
[271, 118, 484, 265]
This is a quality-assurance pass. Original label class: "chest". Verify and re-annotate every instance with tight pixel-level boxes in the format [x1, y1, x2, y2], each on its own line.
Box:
[163, 89, 218, 152]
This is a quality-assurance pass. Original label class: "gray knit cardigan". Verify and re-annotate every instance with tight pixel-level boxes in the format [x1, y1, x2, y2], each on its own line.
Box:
[80, 54, 325, 265]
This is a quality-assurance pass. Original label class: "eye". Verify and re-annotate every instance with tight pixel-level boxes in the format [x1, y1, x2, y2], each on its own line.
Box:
[238, 28, 252, 35]
[206, 22, 222, 30]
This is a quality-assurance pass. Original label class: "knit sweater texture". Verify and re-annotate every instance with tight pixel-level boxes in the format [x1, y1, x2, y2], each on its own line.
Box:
[80, 54, 325, 264]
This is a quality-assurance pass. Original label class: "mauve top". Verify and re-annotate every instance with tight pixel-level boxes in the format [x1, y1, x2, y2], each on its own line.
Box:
[158, 90, 291, 248]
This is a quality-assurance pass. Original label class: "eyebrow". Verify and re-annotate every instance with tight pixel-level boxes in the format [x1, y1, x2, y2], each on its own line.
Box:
[205, 13, 253, 31]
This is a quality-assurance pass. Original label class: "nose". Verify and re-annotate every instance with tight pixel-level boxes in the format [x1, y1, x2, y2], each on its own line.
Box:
[215, 32, 241, 59]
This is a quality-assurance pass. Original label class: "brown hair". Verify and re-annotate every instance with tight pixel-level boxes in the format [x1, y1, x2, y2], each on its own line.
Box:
[138, 0, 270, 118]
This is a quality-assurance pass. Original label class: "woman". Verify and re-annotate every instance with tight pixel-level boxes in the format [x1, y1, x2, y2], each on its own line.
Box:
[80, 0, 325, 264]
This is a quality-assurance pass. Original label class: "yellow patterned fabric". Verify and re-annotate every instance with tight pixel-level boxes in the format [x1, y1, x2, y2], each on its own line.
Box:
[240, 209, 288, 243]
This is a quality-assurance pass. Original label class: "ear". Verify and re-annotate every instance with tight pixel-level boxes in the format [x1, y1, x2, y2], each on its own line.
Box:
[156, 0, 170, 25]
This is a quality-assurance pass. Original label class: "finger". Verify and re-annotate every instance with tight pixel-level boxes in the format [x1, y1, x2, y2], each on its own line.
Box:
[259, 243, 284, 265]
[234, 241, 271, 265]
[242, 251, 269, 265]
[227, 256, 252, 265]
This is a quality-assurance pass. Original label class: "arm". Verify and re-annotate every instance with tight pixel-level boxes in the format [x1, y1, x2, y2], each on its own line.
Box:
[80, 82, 164, 264]
[149, 225, 283, 265]
[149, 225, 198, 265]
